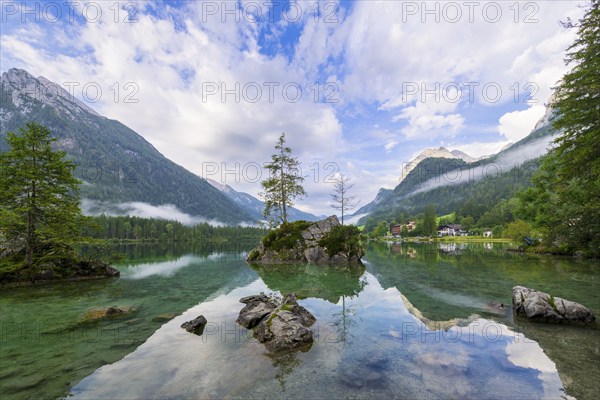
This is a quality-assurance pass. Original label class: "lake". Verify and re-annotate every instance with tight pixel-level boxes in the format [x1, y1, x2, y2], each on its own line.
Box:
[1, 241, 598, 399]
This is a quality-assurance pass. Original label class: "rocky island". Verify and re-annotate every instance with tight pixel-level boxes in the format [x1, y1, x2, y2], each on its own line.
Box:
[246, 216, 364, 265]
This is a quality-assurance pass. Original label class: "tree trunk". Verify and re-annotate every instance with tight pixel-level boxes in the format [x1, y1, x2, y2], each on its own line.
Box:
[280, 150, 287, 224]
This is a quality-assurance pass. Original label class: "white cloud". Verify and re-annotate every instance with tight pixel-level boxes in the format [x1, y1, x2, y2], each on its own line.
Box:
[384, 140, 398, 152]
[0, 1, 585, 215]
[450, 141, 511, 159]
[395, 106, 465, 139]
[498, 105, 546, 142]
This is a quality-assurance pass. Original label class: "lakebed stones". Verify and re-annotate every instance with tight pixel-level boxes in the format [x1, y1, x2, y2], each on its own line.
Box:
[181, 315, 208, 335]
[512, 286, 596, 325]
[82, 306, 137, 322]
[338, 354, 391, 390]
[237, 293, 316, 354]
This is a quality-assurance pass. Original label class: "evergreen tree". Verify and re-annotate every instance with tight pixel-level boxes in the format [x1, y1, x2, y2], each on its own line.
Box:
[330, 174, 359, 225]
[520, 2, 600, 256]
[0, 122, 82, 266]
[421, 204, 437, 237]
[553, 0, 600, 179]
[260, 133, 305, 225]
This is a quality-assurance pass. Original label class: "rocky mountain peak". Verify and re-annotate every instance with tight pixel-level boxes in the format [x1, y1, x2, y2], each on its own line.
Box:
[533, 93, 557, 131]
[399, 146, 477, 183]
[206, 177, 231, 193]
[1, 68, 100, 120]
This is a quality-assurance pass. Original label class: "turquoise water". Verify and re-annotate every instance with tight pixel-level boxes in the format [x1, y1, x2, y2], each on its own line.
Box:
[1, 242, 598, 399]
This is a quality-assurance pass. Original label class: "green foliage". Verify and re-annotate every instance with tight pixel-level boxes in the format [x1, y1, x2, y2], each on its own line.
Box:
[0, 122, 83, 267]
[553, 1, 600, 182]
[261, 221, 312, 251]
[548, 295, 558, 312]
[477, 197, 520, 228]
[260, 133, 306, 225]
[503, 220, 533, 244]
[318, 225, 361, 258]
[518, 3, 600, 257]
[370, 221, 389, 238]
[492, 225, 504, 238]
[364, 217, 378, 233]
[460, 216, 474, 230]
[421, 204, 437, 237]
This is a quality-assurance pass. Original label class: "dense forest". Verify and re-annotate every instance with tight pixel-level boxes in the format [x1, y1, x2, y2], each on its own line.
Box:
[84, 215, 266, 243]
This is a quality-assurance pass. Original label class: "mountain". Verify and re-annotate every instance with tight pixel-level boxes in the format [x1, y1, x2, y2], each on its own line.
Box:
[206, 178, 321, 222]
[533, 93, 557, 131]
[351, 147, 482, 219]
[398, 146, 481, 183]
[0, 68, 255, 224]
[352, 188, 393, 216]
[357, 104, 556, 224]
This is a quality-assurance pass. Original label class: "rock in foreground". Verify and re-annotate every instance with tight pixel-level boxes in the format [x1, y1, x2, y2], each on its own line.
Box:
[512, 286, 596, 325]
[246, 216, 364, 265]
[237, 293, 316, 354]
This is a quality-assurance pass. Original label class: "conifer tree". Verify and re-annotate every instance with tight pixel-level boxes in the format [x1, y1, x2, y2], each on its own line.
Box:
[0, 122, 82, 266]
[260, 133, 305, 225]
[519, 2, 600, 256]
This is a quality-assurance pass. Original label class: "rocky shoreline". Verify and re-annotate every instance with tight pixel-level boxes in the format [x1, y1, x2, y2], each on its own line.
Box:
[0, 260, 120, 287]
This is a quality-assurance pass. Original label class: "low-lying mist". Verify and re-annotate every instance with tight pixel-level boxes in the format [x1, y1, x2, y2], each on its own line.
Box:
[408, 135, 556, 197]
[81, 199, 255, 227]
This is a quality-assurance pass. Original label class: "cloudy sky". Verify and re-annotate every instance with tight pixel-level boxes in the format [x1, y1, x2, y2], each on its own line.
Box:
[0, 0, 584, 216]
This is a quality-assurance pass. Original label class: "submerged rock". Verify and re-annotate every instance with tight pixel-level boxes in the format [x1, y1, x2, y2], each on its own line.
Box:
[152, 313, 178, 322]
[236, 293, 316, 354]
[82, 306, 137, 322]
[181, 315, 208, 335]
[512, 286, 596, 325]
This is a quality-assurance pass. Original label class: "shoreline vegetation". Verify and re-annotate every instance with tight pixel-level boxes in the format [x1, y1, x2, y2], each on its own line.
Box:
[1, 214, 267, 287]
[372, 235, 595, 259]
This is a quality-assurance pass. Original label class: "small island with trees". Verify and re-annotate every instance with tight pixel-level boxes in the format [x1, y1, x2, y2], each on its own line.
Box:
[247, 133, 364, 265]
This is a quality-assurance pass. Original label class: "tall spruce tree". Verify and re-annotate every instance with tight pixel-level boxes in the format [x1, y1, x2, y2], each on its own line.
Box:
[260, 133, 305, 225]
[519, 1, 600, 256]
[553, 0, 600, 177]
[0, 122, 83, 266]
[422, 204, 437, 237]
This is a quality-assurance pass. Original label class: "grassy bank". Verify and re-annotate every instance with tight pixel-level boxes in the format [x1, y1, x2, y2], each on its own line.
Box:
[433, 236, 512, 243]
